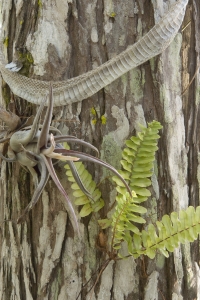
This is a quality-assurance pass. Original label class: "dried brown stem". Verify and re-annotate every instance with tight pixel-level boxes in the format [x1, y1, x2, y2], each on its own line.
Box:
[182, 63, 200, 95]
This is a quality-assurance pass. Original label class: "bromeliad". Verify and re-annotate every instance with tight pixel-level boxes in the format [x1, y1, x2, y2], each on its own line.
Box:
[0, 86, 131, 235]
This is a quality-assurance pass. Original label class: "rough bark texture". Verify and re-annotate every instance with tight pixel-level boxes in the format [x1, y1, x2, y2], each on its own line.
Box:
[0, 0, 199, 299]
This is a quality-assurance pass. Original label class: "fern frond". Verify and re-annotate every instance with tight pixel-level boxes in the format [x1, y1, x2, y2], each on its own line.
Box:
[110, 121, 162, 249]
[111, 191, 147, 249]
[65, 161, 104, 217]
[127, 206, 200, 259]
[113, 120, 163, 204]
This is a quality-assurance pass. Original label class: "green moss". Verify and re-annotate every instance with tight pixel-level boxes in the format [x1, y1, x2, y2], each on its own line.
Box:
[101, 115, 107, 125]
[26, 52, 34, 64]
[90, 107, 97, 116]
[92, 119, 97, 125]
[107, 11, 116, 18]
[3, 37, 9, 47]
[38, 0, 42, 7]
[2, 85, 11, 106]
[16, 49, 34, 76]
[17, 50, 34, 64]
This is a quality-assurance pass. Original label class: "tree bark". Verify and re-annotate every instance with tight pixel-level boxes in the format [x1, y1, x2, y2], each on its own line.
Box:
[0, 0, 199, 299]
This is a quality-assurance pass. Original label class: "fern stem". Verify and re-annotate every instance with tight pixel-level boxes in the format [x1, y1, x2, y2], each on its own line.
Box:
[111, 198, 129, 250]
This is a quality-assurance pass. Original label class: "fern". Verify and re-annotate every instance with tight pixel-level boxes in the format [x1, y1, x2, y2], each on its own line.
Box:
[64, 162, 104, 217]
[110, 122, 200, 259]
[110, 121, 162, 249]
[113, 120, 163, 203]
[127, 206, 200, 259]
[63, 122, 200, 263]
[110, 191, 147, 249]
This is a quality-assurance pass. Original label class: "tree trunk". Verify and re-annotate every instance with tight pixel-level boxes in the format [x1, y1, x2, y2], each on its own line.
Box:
[0, 0, 199, 299]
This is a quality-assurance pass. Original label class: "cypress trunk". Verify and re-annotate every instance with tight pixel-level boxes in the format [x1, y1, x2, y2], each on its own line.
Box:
[0, 1, 199, 299]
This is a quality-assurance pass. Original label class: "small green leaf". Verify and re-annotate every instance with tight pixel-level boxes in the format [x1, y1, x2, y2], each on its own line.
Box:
[134, 157, 156, 164]
[92, 189, 102, 201]
[74, 196, 90, 205]
[92, 198, 104, 212]
[159, 248, 169, 258]
[130, 187, 151, 197]
[66, 174, 76, 182]
[138, 146, 158, 153]
[117, 170, 130, 180]
[73, 190, 85, 197]
[113, 176, 127, 187]
[144, 134, 160, 140]
[116, 186, 127, 195]
[120, 160, 132, 172]
[71, 182, 80, 190]
[131, 171, 153, 178]
[125, 222, 141, 234]
[128, 204, 147, 214]
[162, 215, 174, 235]
[127, 214, 146, 224]
[122, 152, 133, 163]
[130, 136, 141, 145]
[79, 203, 93, 217]
[165, 241, 175, 252]
[98, 218, 112, 229]
[133, 234, 142, 250]
[131, 178, 151, 188]
[132, 195, 148, 203]
[132, 163, 153, 172]
[145, 248, 156, 259]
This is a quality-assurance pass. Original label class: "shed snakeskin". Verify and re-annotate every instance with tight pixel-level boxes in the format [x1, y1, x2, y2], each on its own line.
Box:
[0, 0, 188, 107]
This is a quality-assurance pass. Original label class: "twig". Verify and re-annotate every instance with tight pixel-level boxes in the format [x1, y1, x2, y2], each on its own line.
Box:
[158, 288, 166, 300]
[88, 259, 111, 300]
[76, 259, 110, 300]
[182, 20, 191, 32]
[182, 63, 200, 96]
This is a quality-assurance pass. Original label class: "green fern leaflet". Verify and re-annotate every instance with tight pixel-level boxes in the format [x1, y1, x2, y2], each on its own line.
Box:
[65, 162, 104, 217]
[127, 206, 200, 259]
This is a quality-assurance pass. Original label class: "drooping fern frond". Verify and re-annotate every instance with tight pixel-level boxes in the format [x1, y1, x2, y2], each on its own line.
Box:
[63, 143, 104, 217]
[65, 161, 104, 217]
[127, 206, 200, 259]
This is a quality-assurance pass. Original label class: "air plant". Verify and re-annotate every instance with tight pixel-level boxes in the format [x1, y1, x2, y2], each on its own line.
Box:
[0, 86, 131, 235]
